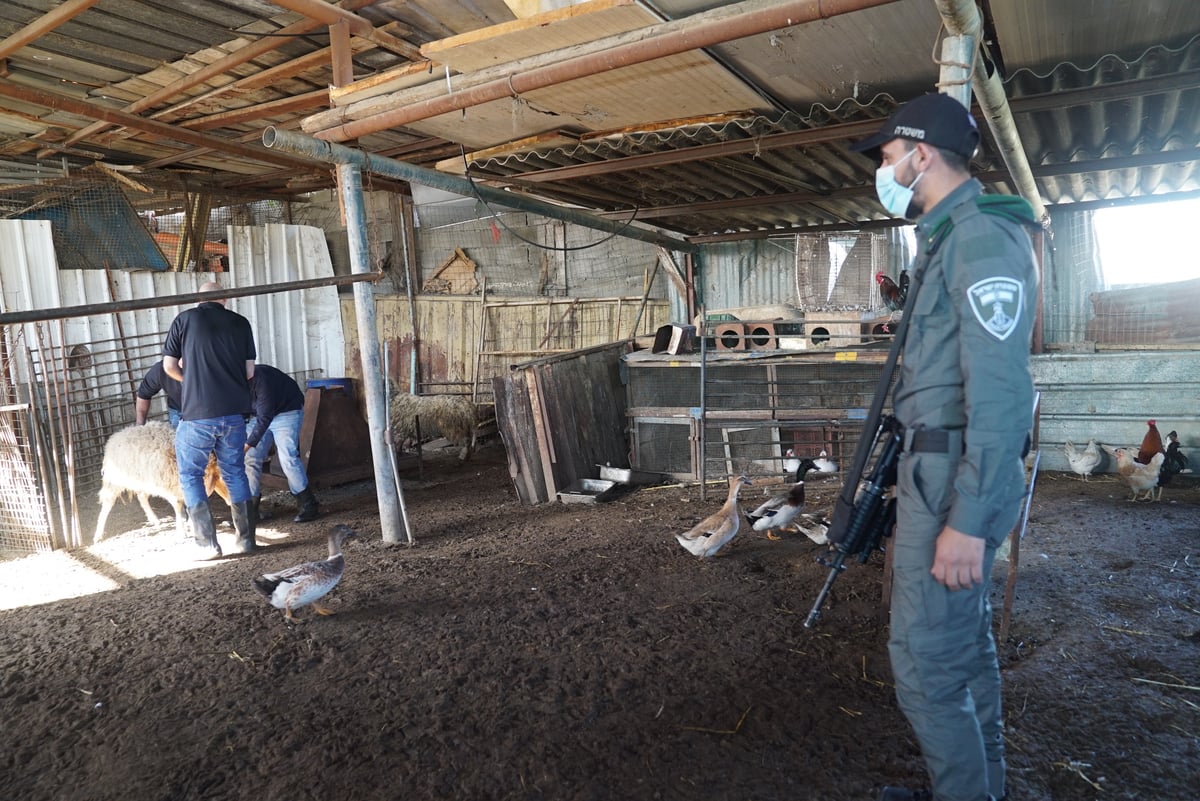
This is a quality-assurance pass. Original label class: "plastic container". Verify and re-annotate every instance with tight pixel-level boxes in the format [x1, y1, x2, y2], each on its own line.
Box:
[307, 377, 353, 397]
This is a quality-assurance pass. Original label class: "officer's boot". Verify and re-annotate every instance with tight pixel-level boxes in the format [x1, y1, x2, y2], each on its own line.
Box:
[189, 502, 221, 561]
[229, 500, 258, 554]
[293, 487, 320, 522]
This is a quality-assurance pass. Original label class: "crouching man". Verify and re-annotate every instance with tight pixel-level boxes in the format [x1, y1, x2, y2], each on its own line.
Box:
[244, 364, 320, 524]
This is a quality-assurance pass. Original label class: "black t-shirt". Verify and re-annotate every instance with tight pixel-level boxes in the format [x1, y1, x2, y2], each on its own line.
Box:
[136, 361, 182, 411]
[162, 301, 257, 421]
[246, 364, 306, 448]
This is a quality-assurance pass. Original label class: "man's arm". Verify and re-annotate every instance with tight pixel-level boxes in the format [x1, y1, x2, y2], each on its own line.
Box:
[134, 397, 152, 425]
[245, 360, 255, 381]
[163, 355, 183, 382]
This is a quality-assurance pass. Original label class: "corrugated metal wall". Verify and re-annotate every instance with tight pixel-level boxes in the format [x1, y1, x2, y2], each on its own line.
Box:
[0, 220, 345, 550]
[1033, 351, 1200, 473]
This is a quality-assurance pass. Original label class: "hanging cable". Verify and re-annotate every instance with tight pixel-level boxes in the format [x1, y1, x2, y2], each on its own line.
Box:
[459, 146, 642, 252]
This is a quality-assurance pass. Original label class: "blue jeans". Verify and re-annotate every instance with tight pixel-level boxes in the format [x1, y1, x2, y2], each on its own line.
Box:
[175, 416, 252, 507]
[244, 409, 310, 496]
[168, 408, 181, 429]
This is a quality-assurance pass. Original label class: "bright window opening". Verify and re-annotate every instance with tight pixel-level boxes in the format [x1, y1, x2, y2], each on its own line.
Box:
[1093, 199, 1200, 289]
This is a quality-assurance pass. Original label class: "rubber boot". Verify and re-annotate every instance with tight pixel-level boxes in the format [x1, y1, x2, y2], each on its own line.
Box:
[252, 495, 274, 523]
[189, 502, 221, 561]
[229, 500, 257, 554]
[293, 487, 320, 523]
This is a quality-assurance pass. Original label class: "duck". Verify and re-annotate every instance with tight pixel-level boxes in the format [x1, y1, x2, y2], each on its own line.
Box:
[812, 450, 838, 474]
[676, 475, 752, 558]
[746, 459, 818, 539]
[252, 524, 359, 621]
[793, 514, 831, 545]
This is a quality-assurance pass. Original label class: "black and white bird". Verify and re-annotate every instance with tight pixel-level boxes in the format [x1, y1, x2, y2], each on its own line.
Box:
[746, 460, 818, 539]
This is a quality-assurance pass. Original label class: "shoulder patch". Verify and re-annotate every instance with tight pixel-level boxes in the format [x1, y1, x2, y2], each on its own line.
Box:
[967, 276, 1023, 340]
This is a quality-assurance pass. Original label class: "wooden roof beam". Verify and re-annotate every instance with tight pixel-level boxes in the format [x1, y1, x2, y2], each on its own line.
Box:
[267, 0, 422, 60]
[0, 80, 322, 173]
[36, 0, 380, 158]
[0, 0, 104, 60]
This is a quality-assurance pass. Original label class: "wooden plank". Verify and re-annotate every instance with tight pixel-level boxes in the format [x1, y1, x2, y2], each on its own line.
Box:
[328, 59, 441, 107]
[421, 0, 638, 68]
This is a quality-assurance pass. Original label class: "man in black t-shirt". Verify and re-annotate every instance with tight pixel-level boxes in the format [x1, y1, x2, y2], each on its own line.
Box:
[163, 281, 258, 559]
[244, 364, 320, 524]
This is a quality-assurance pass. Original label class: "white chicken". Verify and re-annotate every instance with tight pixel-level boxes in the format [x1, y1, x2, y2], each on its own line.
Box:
[1113, 448, 1165, 501]
[1063, 438, 1102, 480]
[676, 475, 751, 558]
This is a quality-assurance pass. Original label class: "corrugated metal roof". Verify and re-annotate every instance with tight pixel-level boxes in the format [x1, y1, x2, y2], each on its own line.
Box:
[0, 0, 1196, 240]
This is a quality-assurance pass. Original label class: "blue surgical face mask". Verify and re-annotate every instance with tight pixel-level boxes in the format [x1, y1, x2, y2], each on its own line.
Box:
[875, 148, 924, 218]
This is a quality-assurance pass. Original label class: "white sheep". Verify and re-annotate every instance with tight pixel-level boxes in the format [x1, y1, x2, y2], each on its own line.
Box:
[388, 393, 478, 460]
[93, 422, 229, 542]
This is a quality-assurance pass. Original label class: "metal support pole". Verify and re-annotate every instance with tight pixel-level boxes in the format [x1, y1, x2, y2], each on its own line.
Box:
[938, 34, 974, 109]
[337, 162, 406, 544]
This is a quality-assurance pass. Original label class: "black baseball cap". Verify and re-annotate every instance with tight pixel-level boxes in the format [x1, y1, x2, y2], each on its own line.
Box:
[851, 93, 980, 161]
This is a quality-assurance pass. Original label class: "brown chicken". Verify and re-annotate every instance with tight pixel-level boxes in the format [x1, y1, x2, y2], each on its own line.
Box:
[1136, 420, 1165, 466]
[1115, 448, 1166, 501]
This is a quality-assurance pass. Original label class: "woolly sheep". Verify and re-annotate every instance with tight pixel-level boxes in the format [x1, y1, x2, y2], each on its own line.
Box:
[93, 422, 230, 542]
[388, 393, 478, 460]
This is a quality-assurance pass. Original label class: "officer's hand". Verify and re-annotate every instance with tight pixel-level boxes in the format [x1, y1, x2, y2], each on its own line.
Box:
[931, 526, 985, 591]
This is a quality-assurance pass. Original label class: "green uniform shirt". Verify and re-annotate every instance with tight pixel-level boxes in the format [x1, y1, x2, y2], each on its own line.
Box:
[894, 178, 1038, 539]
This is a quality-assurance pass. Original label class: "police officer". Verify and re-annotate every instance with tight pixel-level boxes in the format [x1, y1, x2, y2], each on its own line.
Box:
[851, 93, 1037, 801]
[243, 363, 320, 525]
[134, 359, 182, 428]
[163, 280, 258, 559]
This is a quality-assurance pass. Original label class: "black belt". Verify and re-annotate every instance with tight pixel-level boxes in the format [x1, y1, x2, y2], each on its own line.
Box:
[904, 428, 964, 454]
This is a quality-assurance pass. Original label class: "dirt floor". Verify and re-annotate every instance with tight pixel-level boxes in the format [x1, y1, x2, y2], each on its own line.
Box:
[1, 442, 1198, 801]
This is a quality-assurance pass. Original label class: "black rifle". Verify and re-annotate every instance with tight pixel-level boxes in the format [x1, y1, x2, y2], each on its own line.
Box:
[803, 414, 903, 628]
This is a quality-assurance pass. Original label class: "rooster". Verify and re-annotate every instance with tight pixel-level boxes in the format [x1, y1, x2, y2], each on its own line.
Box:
[1063, 438, 1102, 480]
[1164, 431, 1189, 475]
[1156, 430, 1190, 497]
[1114, 448, 1166, 501]
[876, 270, 909, 312]
[1136, 420, 1165, 466]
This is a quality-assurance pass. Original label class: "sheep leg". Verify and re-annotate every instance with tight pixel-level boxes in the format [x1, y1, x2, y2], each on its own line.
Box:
[136, 493, 161, 527]
[94, 493, 115, 543]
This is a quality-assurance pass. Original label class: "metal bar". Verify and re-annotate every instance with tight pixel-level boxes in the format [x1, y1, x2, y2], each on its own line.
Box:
[0, 81, 322, 173]
[309, 0, 900, 142]
[337, 162, 405, 544]
[0, 272, 379, 326]
[262, 127, 699, 253]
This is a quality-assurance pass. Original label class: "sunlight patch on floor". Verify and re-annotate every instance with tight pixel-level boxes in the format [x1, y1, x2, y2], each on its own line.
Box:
[0, 523, 293, 611]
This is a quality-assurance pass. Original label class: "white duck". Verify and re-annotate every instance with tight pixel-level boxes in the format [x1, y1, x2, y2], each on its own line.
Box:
[676, 475, 752, 558]
[253, 524, 359, 621]
[813, 450, 838, 474]
[746, 459, 817, 539]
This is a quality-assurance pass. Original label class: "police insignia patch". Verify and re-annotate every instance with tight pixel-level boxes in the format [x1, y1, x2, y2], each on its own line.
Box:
[967, 277, 1023, 341]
